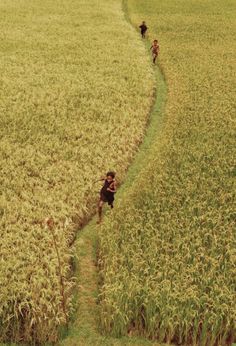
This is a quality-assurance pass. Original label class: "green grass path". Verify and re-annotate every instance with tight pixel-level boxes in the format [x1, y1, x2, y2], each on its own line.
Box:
[59, 3, 167, 345]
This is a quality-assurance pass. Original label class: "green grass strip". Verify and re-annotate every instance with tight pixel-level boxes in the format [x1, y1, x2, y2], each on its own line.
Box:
[59, 2, 168, 346]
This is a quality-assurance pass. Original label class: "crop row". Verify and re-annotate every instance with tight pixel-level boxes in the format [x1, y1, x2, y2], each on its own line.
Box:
[99, 0, 236, 345]
[0, 0, 154, 343]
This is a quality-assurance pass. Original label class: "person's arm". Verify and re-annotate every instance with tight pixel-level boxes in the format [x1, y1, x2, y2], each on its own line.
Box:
[93, 177, 105, 183]
[150, 45, 153, 50]
[107, 181, 117, 193]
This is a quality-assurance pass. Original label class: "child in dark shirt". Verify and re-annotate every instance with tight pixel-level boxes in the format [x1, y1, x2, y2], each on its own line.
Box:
[139, 21, 148, 38]
[97, 171, 117, 224]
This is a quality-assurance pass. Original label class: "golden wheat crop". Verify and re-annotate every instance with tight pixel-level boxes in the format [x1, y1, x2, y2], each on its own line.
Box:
[99, 0, 236, 345]
[0, 0, 154, 342]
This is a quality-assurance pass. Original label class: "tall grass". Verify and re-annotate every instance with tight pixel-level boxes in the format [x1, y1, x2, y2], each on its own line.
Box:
[0, 0, 154, 342]
[99, 0, 236, 344]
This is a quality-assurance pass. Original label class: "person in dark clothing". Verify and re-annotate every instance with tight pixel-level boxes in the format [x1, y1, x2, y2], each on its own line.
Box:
[150, 39, 160, 64]
[139, 21, 148, 38]
[97, 171, 117, 224]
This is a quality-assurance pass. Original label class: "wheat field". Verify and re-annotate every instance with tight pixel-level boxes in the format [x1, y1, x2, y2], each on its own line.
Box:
[0, 0, 154, 342]
[99, 0, 236, 345]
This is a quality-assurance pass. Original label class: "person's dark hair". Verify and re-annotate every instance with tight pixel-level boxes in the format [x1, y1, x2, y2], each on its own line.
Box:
[106, 171, 115, 179]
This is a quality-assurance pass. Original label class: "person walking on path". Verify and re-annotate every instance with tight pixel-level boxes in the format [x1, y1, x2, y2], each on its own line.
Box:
[150, 39, 160, 64]
[139, 21, 148, 38]
[97, 171, 117, 224]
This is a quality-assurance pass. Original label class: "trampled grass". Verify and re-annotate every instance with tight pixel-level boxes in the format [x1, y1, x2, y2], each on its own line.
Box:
[0, 0, 154, 343]
[99, 0, 236, 345]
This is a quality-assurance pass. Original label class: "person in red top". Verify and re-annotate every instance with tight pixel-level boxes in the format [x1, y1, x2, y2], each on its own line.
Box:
[97, 171, 117, 224]
[150, 39, 160, 64]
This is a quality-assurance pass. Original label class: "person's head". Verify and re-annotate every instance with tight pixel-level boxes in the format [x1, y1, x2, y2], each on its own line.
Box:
[154, 39, 158, 44]
[106, 171, 115, 182]
[142, 21, 146, 25]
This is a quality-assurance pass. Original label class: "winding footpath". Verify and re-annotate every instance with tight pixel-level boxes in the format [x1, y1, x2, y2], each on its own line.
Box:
[59, 2, 167, 346]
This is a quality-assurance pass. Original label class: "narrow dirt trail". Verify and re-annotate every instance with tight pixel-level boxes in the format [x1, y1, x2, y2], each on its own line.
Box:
[59, 2, 167, 345]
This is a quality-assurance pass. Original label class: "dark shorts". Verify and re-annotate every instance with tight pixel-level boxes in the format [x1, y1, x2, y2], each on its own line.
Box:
[100, 193, 114, 206]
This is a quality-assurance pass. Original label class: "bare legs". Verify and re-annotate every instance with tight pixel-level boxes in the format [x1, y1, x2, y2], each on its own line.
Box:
[153, 53, 158, 64]
[97, 200, 114, 224]
[97, 200, 104, 224]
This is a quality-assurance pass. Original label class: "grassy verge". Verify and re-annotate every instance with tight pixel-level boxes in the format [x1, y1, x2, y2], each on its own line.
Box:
[59, 2, 167, 346]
